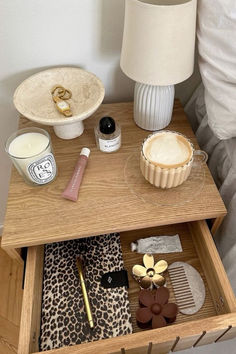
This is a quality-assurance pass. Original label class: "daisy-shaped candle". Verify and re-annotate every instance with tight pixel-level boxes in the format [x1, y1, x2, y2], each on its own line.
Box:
[132, 254, 168, 289]
[136, 287, 178, 329]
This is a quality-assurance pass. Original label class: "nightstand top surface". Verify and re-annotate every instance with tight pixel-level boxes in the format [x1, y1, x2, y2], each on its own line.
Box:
[2, 101, 226, 250]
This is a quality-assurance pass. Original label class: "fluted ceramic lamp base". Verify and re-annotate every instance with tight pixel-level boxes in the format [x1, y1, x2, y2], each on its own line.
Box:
[134, 83, 175, 131]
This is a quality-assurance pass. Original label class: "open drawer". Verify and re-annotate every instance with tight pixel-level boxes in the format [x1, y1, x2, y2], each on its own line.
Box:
[18, 220, 236, 354]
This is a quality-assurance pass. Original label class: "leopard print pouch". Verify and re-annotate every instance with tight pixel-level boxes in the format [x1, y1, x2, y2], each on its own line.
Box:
[40, 233, 133, 351]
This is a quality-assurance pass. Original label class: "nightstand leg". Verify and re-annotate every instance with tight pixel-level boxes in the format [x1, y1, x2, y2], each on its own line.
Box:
[211, 216, 225, 236]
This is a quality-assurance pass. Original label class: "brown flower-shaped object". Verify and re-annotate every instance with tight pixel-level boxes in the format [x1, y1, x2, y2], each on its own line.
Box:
[136, 287, 178, 329]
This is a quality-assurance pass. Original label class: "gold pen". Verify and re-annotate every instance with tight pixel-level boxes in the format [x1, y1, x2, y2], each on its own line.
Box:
[76, 257, 94, 329]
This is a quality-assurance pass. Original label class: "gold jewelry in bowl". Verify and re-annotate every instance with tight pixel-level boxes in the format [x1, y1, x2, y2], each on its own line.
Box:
[51, 85, 72, 117]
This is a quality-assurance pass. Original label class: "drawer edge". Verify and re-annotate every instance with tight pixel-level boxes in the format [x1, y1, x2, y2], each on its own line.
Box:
[18, 245, 44, 354]
[189, 220, 236, 314]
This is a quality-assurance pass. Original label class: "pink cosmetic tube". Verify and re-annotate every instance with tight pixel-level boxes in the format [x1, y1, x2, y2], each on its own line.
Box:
[62, 147, 90, 202]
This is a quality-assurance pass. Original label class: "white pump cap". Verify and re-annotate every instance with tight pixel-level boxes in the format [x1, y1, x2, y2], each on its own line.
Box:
[80, 147, 90, 158]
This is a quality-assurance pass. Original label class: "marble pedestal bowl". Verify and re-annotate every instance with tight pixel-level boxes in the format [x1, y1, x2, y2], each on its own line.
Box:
[13, 67, 105, 139]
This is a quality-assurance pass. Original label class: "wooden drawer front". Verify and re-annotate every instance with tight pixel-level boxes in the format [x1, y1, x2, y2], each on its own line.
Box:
[18, 221, 236, 354]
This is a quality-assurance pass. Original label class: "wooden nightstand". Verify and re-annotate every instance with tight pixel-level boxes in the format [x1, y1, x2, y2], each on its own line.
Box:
[2, 101, 236, 354]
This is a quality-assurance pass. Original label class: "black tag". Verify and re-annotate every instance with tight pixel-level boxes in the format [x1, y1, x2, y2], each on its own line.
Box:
[101, 270, 129, 289]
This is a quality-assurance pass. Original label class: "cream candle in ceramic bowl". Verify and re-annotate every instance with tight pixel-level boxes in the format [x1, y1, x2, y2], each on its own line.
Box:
[5, 127, 57, 186]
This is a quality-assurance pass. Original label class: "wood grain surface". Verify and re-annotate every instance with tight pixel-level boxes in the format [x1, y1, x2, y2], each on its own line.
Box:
[18, 246, 44, 354]
[0, 247, 23, 354]
[190, 221, 236, 314]
[29, 313, 236, 354]
[0, 247, 23, 325]
[1, 101, 226, 251]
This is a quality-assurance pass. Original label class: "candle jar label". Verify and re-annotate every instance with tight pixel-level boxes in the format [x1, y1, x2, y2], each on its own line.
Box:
[27, 153, 57, 185]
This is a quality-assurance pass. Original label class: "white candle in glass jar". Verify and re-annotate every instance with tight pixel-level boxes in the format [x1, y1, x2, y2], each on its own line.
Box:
[6, 128, 57, 185]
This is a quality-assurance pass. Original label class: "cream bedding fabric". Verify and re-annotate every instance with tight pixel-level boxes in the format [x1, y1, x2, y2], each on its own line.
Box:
[177, 82, 236, 354]
[185, 84, 236, 295]
[197, 0, 236, 139]
[176, 1, 236, 351]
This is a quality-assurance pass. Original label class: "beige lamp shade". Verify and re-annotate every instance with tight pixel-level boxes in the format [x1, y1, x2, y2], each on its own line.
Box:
[120, 0, 197, 86]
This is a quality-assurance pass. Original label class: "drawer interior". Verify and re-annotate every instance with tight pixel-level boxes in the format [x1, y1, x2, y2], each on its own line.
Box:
[122, 222, 216, 331]
[18, 221, 236, 354]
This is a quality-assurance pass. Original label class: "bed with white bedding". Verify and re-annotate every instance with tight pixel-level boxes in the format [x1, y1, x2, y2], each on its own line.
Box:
[177, 1, 236, 352]
[185, 84, 236, 295]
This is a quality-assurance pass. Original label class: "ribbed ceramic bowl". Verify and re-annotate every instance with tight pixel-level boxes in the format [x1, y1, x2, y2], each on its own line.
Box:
[140, 131, 194, 189]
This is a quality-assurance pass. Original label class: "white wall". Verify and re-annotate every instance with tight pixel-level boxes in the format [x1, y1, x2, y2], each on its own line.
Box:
[0, 0, 200, 233]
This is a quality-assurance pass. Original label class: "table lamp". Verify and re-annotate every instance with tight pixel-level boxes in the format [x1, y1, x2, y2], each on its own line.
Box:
[120, 0, 197, 130]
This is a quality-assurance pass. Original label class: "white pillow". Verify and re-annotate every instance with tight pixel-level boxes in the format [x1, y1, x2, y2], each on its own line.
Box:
[197, 0, 236, 139]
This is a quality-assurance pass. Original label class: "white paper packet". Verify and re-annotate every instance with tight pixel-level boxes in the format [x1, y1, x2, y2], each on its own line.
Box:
[131, 235, 182, 254]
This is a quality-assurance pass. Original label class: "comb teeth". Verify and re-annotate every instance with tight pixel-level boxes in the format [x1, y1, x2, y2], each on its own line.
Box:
[169, 266, 195, 310]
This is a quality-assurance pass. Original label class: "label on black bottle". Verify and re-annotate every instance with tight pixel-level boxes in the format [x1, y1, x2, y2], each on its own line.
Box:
[99, 136, 121, 152]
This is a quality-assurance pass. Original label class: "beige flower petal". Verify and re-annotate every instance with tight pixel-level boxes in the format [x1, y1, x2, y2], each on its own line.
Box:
[143, 254, 154, 269]
[140, 276, 152, 289]
[132, 265, 147, 277]
[152, 273, 166, 287]
[154, 260, 168, 274]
